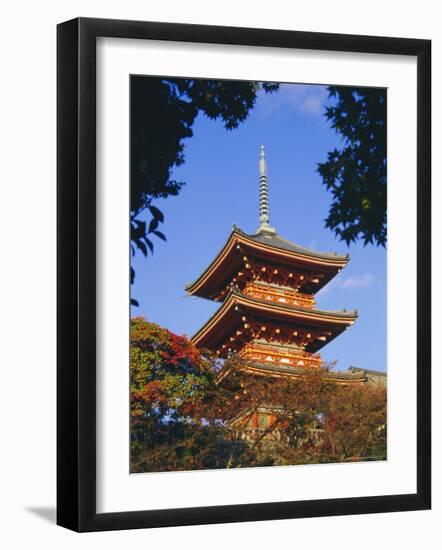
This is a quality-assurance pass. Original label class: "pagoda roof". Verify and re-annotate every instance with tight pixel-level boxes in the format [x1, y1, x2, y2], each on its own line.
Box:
[186, 226, 349, 299]
[349, 367, 386, 377]
[217, 361, 367, 385]
[191, 290, 357, 353]
[240, 227, 348, 261]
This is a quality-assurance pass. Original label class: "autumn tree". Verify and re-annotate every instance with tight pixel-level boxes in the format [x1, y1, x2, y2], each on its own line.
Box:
[130, 319, 386, 472]
[318, 86, 387, 247]
[212, 358, 386, 465]
[130, 318, 262, 472]
[131, 317, 211, 469]
[318, 383, 387, 462]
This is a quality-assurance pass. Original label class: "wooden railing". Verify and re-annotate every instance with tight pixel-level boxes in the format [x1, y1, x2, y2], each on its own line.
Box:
[239, 343, 322, 369]
[243, 282, 315, 309]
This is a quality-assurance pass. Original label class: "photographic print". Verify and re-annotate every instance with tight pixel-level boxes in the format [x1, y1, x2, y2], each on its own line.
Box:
[129, 76, 387, 474]
[57, 18, 430, 531]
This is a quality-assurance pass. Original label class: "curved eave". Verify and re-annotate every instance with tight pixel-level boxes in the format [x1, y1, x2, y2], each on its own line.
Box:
[185, 229, 239, 297]
[217, 362, 367, 385]
[191, 291, 357, 350]
[186, 228, 349, 298]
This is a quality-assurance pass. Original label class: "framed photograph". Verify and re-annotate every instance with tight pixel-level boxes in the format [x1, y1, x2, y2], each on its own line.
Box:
[57, 17, 431, 532]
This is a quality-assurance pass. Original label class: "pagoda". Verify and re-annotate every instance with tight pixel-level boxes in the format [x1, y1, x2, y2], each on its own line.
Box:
[187, 146, 362, 390]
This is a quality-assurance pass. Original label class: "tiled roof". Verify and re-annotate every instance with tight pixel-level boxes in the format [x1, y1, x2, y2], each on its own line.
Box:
[234, 226, 349, 262]
[185, 227, 350, 296]
[191, 289, 357, 353]
[349, 367, 387, 377]
[218, 360, 367, 382]
[230, 289, 358, 319]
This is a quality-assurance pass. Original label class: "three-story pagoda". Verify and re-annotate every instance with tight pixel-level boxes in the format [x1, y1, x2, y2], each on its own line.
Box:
[187, 146, 362, 385]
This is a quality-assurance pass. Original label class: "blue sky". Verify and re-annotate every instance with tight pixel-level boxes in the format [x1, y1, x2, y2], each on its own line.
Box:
[131, 83, 387, 373]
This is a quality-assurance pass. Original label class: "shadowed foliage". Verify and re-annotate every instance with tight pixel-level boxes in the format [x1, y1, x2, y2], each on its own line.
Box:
[130, 319, 387, 472]
[318, 86, 387, 247]
[130, 77, 279, 305]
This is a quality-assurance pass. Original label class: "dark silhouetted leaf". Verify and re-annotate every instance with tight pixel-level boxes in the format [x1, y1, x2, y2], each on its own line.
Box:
[136, 239, 148, 257]
[153, 230, 166, 241]
[148, 217, 159, 233]
[144, 237, 154, 254]
[148, 205, 164, 222]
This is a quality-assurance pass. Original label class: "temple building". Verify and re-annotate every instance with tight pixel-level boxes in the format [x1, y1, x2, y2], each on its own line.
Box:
[186, 147, 385, 432]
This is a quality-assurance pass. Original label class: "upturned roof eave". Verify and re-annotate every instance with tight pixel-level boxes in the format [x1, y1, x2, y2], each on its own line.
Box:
[191, 290, 357, 349]
[234, 226, 349, 262]
[216, 361, 367, 385]
[234, 291, 358, 320]
[186, 227, 349, 297]
[185, 228, 238, 295]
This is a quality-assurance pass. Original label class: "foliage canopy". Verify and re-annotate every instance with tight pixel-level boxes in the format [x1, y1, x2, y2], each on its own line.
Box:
[130, 77, 278, 305]
[130, 81, 388, 308]
[130, 318, 387, 472]
[318, 86, 387, 247]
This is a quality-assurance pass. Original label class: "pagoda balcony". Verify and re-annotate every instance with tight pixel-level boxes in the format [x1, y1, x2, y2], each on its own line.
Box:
[242, 282, 315, 309]
[238, 342, 322, 369]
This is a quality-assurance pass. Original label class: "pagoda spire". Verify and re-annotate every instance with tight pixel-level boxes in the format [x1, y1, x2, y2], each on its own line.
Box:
[258, 145, 276, 234]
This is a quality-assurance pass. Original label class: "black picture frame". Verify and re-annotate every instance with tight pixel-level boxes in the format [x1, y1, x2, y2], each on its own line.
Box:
[57, 17, 431, 532]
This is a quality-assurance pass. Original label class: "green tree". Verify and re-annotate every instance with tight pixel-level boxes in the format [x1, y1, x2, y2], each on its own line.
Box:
[318, 86, 387, 247]
[130, 77, 278, 304]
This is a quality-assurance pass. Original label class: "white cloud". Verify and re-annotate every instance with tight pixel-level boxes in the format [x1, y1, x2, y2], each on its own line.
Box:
[339, 273, 374, 289]
[257, 84, 328, 118]
[316, 272, 374, 296]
